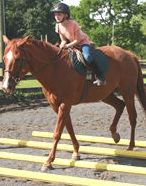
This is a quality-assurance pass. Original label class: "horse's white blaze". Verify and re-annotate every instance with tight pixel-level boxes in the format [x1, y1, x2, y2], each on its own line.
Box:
[2, 50, 13, 90]
[2, 72, 9, 90]
[6, 50, 13, 62]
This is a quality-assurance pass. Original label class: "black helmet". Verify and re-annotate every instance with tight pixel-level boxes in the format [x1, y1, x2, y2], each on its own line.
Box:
[51, 3, 70, 17]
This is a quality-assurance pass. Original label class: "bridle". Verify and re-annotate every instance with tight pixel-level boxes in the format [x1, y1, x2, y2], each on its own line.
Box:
[4, 46, 63, 85]
[4, 47, 26, 85]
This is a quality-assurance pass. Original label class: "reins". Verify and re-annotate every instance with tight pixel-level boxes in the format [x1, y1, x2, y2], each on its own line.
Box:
[4, 42, 89, 104]
[4, 46, 63, 85]
[24, 46, 63, 77]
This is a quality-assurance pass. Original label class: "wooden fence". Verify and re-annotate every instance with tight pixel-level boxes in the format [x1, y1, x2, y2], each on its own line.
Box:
[0, 60, 146, 93]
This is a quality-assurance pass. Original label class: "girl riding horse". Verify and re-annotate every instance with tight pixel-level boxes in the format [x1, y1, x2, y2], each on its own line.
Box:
[52, 3, 106, 86]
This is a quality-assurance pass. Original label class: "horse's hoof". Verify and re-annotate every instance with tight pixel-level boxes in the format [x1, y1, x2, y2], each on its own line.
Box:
[113, 133, 120, 143]
[127, 146, 134, 151]
[41, 164, 54, 172]
[72, 155, 80, 160]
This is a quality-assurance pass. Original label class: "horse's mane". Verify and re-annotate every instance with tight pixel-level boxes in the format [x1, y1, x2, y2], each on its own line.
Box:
[9, 37, 58, 55]
[26, 38, 59, 53]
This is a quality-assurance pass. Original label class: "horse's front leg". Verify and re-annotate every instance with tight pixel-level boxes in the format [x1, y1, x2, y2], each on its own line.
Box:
[41, 103, 71, 171]
[65, 115, 80, 160]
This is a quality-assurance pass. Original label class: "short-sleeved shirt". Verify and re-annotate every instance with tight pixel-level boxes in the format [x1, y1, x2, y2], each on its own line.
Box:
[55, 19, 91, 46]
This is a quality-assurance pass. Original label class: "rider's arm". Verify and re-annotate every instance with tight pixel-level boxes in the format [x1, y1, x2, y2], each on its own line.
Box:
[66, 29, 81, 48]
[59, 33, 67, 48]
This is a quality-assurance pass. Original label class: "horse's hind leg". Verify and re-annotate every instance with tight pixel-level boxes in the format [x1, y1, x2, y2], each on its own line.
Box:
[120, 91, 137, 150]
[103, 93, 125, 143]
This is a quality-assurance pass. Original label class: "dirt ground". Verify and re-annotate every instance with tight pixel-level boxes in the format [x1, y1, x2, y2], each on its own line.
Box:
[0, 97, 146, 186]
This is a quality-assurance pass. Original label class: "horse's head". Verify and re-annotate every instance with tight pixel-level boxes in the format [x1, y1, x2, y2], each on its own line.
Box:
[2, 35, 30, 93]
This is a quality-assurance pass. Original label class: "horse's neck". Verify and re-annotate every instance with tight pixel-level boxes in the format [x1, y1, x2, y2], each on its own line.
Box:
[27, 42, 58, 64]
[25, 41, 57, 71]
[25, 42, 61, 90]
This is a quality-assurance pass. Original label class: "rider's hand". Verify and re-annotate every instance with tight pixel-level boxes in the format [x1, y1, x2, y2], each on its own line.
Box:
[64, 44, 70, 48]
[59, 43, 66, 48]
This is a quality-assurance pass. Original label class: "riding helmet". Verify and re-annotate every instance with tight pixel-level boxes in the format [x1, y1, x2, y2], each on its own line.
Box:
[51, 3, 70, 17]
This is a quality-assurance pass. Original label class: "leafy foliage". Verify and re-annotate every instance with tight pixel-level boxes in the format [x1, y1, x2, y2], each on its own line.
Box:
[5, 0, 60, 43]
[70, 0, 146, 57]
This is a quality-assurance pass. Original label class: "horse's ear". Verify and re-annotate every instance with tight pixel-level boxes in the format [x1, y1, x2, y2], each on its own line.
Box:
[3, 35, 10, 45]
[17, 34, 31, 48]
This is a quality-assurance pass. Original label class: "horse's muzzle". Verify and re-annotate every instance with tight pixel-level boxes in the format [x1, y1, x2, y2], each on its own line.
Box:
[2, 78, 17, 93]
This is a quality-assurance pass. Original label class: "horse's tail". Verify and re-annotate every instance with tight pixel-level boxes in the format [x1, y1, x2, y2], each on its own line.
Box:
[127, 51, 146, 111]
[136, 60, 146, 111]
[132, 54, 146, 111]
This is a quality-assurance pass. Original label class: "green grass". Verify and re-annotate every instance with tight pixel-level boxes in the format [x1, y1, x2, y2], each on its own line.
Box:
[142, 69, 146, 74]
[139, 60, 146, 63]
[16, 80, 41, 89]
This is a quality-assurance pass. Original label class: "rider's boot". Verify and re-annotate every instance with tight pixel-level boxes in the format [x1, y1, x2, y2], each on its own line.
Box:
[90, 61, 106, 86]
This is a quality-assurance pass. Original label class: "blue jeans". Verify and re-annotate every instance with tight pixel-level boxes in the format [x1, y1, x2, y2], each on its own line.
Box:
[80, 44, 93, 66]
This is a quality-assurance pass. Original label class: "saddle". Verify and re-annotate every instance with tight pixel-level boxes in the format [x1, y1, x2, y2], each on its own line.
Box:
[68, 46, 109, 78]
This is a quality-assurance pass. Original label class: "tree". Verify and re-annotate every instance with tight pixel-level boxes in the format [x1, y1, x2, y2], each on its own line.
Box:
[134, 2, 146, 58]
[5, 0, 60, 43]
[71, 0, 146, 56]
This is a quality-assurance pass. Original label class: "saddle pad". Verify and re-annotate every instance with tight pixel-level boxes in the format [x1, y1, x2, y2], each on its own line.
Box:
[68, 49, 87, 75]
[68, 48, 109, 76]
[91, 49, 109, 73]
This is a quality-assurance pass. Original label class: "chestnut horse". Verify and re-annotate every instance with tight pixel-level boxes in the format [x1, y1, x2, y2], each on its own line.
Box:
[2, 35, 146, 171]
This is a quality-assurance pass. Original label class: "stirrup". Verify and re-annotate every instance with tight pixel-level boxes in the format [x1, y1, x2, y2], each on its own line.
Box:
[93, 77, 106, 86]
